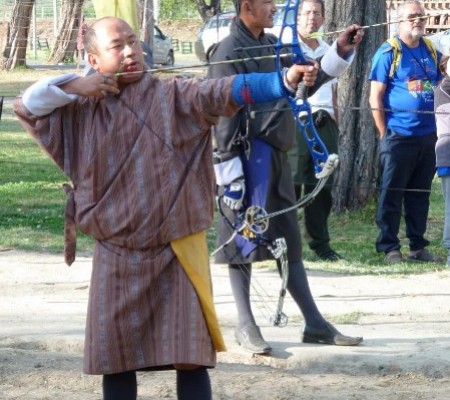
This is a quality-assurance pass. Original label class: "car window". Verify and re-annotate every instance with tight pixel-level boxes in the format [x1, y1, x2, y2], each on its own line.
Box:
[222, 18, 234, 27]
[274, 7, 285, 25]
[154, 26, 163, 39]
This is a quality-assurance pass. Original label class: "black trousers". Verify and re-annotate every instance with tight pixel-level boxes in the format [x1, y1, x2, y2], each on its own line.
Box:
[376, 130, 437, 253]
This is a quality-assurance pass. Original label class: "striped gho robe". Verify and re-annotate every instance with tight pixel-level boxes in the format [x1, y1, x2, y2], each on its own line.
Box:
[14, 73, 239, 375]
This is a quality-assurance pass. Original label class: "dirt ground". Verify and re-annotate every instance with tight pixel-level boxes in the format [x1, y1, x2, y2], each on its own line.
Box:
[158, 20, 202, 44]
[1, 250, 450, 399]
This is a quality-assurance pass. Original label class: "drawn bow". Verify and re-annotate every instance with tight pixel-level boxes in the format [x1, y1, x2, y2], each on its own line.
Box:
[240, 0, 340, 227]
[273, 0, 339, 215]
[266, 0, 340, 323]
[215, 0, 339, 328]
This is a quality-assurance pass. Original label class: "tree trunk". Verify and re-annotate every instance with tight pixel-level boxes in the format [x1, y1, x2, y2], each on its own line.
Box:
[325, 0, 387, 212]
[139, 0, 154, 50]
[193, 0, 223, 21]
[1, 0, 35, 70]
[48, 0, 85, 65]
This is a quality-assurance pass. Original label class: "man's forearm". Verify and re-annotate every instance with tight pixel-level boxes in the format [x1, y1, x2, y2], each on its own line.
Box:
[21, 74, 80, 116]
[369, 95, 386, 137]
[371, 108, 386, 137]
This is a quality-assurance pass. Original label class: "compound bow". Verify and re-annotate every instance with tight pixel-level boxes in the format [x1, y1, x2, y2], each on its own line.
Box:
[215, 0, 340, 328]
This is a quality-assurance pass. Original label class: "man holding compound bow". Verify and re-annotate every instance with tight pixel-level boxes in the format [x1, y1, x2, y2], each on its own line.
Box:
[208, 0, 364, 354]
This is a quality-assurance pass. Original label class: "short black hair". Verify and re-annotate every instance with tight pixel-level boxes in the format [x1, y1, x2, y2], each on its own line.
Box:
[234, 0, 243, 13]
[82, 17, 124, 53]
[234, 0, 254, 14]
[83, 25, 97, 53]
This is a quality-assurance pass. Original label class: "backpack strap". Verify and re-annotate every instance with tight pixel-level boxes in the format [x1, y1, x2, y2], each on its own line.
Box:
[385, 37, 401, 79]
[422, 36, 438, 68]
[385, 36, 439, 79]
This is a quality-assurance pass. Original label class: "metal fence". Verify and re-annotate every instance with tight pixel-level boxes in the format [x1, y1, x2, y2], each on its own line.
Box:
[0, 0, 202, 62]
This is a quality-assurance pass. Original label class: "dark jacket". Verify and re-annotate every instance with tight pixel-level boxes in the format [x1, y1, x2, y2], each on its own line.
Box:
[207, 17, 331, 160]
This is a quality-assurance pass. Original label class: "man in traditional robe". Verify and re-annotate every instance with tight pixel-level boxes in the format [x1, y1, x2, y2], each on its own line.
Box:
[14, 16, 321, 400]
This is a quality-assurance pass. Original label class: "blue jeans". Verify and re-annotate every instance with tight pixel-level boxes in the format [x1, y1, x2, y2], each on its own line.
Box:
[376, 130, 437, 253]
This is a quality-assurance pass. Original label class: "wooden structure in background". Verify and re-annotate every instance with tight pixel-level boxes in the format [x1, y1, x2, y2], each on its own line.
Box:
[387, 1, 450, 33]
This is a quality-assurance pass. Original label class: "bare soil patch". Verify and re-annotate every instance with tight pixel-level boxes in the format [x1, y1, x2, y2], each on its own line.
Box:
[2, 250, 450, 399]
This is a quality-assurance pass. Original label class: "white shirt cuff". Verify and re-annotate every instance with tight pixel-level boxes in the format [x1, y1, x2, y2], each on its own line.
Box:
[214, 157, 244, 186]
[320, 41, 354, 77]
[22, 73, 80, 116]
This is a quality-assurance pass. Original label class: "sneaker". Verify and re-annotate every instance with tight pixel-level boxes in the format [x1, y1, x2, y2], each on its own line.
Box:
[316, 249, 344, 262]
[385, 250, 403, 264]
[408, 248, 443, 263]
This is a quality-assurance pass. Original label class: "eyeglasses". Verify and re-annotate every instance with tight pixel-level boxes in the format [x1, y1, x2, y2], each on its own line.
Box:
[403, 14, 428, 22]
[300, 11, 322, 18]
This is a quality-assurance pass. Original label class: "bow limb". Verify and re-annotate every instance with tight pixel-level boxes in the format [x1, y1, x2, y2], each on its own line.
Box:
[212, 199, 290, 327]
[276, 0, 339, 180]
[267, 238, 289, 327]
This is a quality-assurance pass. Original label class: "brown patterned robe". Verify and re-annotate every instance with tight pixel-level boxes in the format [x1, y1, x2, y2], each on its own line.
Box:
[14, 73, 240, 374]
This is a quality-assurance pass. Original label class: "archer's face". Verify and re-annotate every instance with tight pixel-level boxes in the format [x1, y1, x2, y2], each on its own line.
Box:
[298, 1, 324, 37]
[398, 3, 427, 43]
[245, 0, 278, 30]
[88, 18, 145, 85]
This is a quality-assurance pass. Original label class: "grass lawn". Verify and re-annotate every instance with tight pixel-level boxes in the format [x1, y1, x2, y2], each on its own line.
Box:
[0, 66, 447, 274]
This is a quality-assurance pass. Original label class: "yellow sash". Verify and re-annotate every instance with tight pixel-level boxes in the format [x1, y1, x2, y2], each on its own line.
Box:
[170, 232, 226, 352]
[92, 0, 139, 33]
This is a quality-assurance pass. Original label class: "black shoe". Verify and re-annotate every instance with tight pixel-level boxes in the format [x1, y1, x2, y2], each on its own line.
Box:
[235, 325, 272, 354]
[302, 322, 363, 346]
[316, 249, 344, 262]
[408, 248, 443, 263]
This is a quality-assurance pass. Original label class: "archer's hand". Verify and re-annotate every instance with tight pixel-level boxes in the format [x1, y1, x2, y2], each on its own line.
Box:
[285, 61, 319, 90]
[336, 24, 364, 57]
[223, 178, 246, 211]
[59, 73, 120, 98]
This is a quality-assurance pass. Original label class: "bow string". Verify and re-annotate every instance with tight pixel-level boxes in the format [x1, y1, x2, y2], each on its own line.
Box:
[216, 0, 341, 326]
[235, 0, 341, 239]
[276, 0, 339, 186]
[235, 0, 341, 233]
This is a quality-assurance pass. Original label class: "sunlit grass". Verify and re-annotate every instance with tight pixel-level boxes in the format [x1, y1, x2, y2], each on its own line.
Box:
[1, 66, 447, 274]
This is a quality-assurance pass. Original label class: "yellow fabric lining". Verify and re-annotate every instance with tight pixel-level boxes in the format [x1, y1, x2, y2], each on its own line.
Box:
[92, 0, 139, 33]
[170, 232, 226, 352]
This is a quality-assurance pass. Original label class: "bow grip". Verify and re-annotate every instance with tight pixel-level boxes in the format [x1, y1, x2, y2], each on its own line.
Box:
[296, 81, 308, 101]
[294, 60, 315, 101]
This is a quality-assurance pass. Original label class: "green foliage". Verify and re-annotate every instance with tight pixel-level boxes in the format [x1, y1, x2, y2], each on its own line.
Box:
[160, 0, 198, 19]
[0, 89, 93, 253]
[83, 0, 96, 18]
[159, 0, 236, 20]
[1, 69, 447, 274]
[297, 178, 447, 275]
[0, 1, 99, 21]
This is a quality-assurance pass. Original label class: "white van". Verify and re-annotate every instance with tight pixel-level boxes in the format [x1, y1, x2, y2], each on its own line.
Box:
[194, 5, 289, 61]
